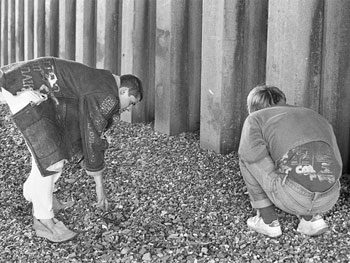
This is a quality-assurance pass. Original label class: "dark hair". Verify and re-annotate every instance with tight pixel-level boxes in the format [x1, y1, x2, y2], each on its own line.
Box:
[247, 85, 286, 114]
[120, 74, 143, 102]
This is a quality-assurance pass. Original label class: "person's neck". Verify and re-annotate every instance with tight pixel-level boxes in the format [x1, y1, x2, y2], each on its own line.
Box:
[112, 74, 121, 89]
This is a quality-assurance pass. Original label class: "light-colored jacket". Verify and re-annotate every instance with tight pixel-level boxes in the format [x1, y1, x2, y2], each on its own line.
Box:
[238, 105, 342, 168]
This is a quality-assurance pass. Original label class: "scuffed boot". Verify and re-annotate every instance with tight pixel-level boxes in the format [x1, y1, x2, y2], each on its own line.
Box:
[33, 218, 78, 243]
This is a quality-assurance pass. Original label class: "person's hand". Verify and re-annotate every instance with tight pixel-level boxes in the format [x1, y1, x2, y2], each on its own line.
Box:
[89, 170, 110, 211]
[94, 182, 110, 211]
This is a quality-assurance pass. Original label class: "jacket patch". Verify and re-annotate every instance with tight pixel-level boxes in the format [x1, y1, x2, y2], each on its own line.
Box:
[100, 96, 116, 116]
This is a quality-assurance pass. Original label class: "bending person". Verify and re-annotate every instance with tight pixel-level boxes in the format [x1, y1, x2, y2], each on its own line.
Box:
[238, 85, 342, 238]
[1, 57, 143, 242]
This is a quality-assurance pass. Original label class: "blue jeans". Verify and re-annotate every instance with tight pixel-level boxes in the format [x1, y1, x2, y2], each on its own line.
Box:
[240, 157, 340, 216]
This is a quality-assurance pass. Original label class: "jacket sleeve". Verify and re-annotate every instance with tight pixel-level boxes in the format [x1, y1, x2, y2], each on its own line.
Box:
[238, 115, 270, 163]
[80, 94, 117, 172]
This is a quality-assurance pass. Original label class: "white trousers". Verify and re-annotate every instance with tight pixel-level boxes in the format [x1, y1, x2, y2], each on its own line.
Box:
[2, 88, 64, 219]
[23, 157, 64, 219]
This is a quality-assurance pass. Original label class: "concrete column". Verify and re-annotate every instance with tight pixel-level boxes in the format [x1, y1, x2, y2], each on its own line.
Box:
[187, 0, 202, 132]
[155, 0, 202, 135]
[75, 0, 96, 66]
[58, 0, 76, 60]
[96, 0, 121, 73]
[200, 0, 268, 153]
[33, 0, 45, 58]
[121, 0, 156, 123]
[15, 0, 24, 62]
[266, 0, 324, 110]
[24, 0, 34, 60]
[8, 0, 16, 63]
[0, 1, 1, 64]
[45, 0, 59, 56]
[1, 0, 8, 66]
[321, 0, 350, 172]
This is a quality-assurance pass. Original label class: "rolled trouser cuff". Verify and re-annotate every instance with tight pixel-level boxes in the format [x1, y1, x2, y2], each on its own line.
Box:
[250, 198, 274, 209]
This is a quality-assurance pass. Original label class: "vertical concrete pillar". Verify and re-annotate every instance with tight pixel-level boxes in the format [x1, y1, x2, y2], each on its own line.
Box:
[0, 1, 1, 64]
[121, 0, 156, 123]
[96, 0, 121, 73]
[75, 0, 96, 66]
[187, 0, 202, 132]
[155, 0, 202, 134]
[24, 0, 34, 60]
[15, 0, 24, 62]
[33, 0, 45, 58]
[244, 0, 269, 96]
[45, 0, 59, 56]
[1, 0, 8, 66]
[321, 0, 350, 172]
[200, 0, 268, 153]
[266, 0, 324, 110]
[8, 0, 16, 63]
[155, 0, 185, 134]
[58, 0, 76, 60]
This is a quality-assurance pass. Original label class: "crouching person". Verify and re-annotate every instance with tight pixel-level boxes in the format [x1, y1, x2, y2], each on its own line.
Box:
[0, 57, 143, 242]
[238, 85, 342, 238]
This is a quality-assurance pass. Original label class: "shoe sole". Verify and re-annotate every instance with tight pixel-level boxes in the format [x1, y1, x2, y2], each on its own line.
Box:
[35, 229, 79, 243]
[297, 226, 328, 236]
[248, 225, 282, 238]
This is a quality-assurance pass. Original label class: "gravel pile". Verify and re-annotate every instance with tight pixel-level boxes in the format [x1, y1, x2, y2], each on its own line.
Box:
[0, 104, 349, 262]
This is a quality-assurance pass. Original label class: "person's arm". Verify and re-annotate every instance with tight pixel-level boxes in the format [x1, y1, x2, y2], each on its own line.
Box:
[80, 95, 118, 211]
[239, 115, 282, 176]
[238, 115, 269, 163]
[253, 156, 277, 175]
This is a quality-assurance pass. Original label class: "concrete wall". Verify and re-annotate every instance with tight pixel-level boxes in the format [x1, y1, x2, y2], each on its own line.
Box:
[321, 0, 350, 172]
[154, 0, 202, 135]
[267, 0, 350, 171]
[200, 0, 268, 153]
[121, 0, 155, 123]
[0, 0, 350, 171]
[266, 0, 324, 109]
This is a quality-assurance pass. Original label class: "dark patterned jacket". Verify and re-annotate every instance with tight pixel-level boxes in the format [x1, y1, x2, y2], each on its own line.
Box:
[0, 57, 120, 176]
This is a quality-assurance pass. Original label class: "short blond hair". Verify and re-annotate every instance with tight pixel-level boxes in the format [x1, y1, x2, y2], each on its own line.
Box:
[247, 85, 286, 114]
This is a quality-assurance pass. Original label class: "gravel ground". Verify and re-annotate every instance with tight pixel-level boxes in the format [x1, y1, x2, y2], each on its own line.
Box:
[0, 103, 350, 263]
